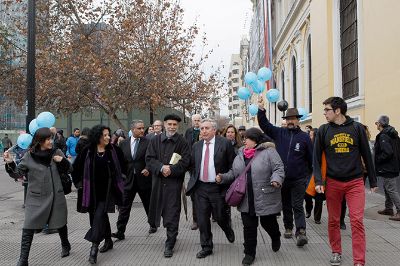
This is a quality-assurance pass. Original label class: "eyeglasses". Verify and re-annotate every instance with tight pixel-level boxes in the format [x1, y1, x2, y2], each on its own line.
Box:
[323, 108, 334, 113]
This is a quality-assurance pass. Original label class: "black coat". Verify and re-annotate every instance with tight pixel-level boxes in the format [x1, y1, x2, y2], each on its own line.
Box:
[184, 127, 200, 152]
[119, 137, 151, 190]
[186, 136, 236, 196]
[145, 133, 190, 227]
[374, 126, 400, 178]
[71, 144, 127, 213]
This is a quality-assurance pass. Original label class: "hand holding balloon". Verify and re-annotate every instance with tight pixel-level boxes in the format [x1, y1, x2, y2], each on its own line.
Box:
[258, 96, 265, 110]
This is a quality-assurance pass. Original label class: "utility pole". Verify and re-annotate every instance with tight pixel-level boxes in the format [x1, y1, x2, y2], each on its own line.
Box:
[26, 0, 36, 133]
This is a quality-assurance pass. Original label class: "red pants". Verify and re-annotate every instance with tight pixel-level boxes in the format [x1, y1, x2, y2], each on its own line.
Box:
[326, 177, 366, 265]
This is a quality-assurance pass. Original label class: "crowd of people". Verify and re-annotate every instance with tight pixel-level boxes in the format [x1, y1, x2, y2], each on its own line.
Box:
[2, 96, 400, 266]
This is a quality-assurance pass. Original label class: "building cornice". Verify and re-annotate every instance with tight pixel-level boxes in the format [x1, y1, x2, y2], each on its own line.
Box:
[274, 0, 310, 55]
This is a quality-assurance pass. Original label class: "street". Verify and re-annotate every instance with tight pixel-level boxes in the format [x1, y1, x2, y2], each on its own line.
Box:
[0, 164, 400, 266]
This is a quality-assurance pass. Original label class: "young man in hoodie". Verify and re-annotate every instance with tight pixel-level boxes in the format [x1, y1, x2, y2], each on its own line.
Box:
[374, 115, 400, 221]
[257, 97, 313, 247]
[314, 97, 377, 266]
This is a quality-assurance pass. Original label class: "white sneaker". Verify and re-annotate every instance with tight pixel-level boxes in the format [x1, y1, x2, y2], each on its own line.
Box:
[330, 253, 342, 266]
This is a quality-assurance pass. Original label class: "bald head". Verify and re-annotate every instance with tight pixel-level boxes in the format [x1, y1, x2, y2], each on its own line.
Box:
[192, 114, 202, 128]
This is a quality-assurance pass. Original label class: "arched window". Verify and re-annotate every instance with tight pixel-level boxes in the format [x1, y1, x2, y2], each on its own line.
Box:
[307, 36, 312, 112]
[292, 56, 297, 108]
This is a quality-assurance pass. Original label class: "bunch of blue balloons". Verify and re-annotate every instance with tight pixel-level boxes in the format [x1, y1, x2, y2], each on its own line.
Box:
[17, 111, 56, 149]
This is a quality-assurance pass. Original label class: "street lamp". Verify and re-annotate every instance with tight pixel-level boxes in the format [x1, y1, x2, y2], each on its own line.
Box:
[26, 0, 36, 133]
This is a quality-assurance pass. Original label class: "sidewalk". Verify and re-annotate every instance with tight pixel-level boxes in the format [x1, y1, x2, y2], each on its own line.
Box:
[0, 169, 400, 265]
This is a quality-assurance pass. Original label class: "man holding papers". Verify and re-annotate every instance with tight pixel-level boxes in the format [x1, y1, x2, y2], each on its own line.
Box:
[145, 114, 190, 258]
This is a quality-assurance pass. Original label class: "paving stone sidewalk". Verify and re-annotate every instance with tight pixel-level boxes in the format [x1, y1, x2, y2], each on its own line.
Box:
[1, 168, 400, 265]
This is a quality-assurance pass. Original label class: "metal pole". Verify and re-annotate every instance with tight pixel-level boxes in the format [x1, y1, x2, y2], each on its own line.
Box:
[26, 0, 36, 133]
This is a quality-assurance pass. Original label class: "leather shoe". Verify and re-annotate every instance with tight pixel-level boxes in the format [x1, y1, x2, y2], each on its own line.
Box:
[196, 249, 213, 259]
[88, 244, 99, 264]
[149, 227, 157, 234]
[378, 209, 394, 216]
[111, 231, 125, 240]
[225, 227, 235, 243]
[164, 247, 173, 258]
[99, 239, 113, 253]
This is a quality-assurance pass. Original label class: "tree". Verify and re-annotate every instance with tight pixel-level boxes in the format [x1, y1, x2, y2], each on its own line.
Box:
[0, 0, 224, 130]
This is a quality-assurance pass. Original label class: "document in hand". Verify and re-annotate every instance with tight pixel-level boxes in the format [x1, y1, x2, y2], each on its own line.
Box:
[169, 153, 182, 165]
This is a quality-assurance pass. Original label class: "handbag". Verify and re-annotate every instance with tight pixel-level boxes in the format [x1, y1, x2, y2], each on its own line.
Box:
[225, 153, 258, 207]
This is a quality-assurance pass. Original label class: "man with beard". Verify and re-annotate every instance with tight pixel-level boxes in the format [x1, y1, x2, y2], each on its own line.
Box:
[146, 114, 190, 258]
[257, 97, 313, 247]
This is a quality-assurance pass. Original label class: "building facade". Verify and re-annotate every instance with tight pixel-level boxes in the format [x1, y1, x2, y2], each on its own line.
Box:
[270, 0, 400, 136]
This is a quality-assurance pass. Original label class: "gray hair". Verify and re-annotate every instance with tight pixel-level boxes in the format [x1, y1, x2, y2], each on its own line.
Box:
[201, 118, 217, 129]
[377, 115, 390, 127]
[191, 114, 201, 121]
[130, 120, 144, 129]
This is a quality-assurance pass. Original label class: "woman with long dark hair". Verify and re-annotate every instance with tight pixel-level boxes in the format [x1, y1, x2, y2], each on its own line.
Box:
[222, 124, 243, 155]
[72, 125, 126, 264]
[4, 127, 72, 266]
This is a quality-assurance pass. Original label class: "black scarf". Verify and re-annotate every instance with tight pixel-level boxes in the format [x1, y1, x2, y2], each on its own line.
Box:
[31, 148, 55, 166]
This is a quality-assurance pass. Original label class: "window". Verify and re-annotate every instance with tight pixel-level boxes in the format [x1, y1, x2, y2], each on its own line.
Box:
[292, 56, 297, 108]
[232, 69, 239, 75]
[232, 78, 239, 83]
[307, 36, 312, 113]
[340, 0, 359, 99]
[281, 70, 285, 100]
[233, 86, 239, 93]
[233, 95, 239, 101]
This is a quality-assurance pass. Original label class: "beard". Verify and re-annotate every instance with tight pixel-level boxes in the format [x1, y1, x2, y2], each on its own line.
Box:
[166, 131, 176, 138]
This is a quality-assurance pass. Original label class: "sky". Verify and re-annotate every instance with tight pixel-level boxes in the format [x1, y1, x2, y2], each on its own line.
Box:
[180, 0, 253, 115]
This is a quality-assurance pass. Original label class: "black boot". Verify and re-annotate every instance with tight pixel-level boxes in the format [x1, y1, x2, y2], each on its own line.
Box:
[17, 229, 34, 266]
[58, 225, 71, 258]
[88, 243, 99, 264]
[99, 238, 113, 253]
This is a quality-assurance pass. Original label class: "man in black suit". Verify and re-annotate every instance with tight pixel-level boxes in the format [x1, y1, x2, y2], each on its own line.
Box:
[184, 114, 202, 230]
[112, 120, 156, 241]
[186, 118, 236, 259]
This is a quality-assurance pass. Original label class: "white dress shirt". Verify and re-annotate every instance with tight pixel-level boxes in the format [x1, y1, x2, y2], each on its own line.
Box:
[200, 136, 216, 182]
[130, 136, 139, 159]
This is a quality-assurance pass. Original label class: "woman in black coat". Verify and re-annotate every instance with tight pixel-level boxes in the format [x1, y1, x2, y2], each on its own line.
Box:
[72, 125, 126, 264]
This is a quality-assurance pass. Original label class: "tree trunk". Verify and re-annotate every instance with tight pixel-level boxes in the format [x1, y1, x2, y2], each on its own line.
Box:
[107, 112, 126, 131]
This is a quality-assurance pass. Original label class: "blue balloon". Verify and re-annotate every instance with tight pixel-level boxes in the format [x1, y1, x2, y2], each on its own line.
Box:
[252, 80, 265, 94]
[128, 130, 132, 137]
[37, 111, 56, 128]
[17, 133, 33, 149]
[29, 119, 39, 136]
[244, 72, 257, 85]
[297, 107, 308, 120]
[257, 67, 272, 82]
[237, 87, 251, 100]
[266, 88, 280, 103]
[248, 104, 258, 116]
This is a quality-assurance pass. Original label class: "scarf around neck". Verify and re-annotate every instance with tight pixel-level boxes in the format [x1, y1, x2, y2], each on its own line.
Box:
[243, 148, 256, 159]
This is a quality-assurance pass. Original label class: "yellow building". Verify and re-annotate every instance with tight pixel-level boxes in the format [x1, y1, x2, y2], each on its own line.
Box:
[271, 0, 400, 137]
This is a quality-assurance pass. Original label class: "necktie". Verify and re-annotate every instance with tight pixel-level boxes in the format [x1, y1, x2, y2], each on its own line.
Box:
[132, 138, 139, 159]
[202, 142, 210, 182]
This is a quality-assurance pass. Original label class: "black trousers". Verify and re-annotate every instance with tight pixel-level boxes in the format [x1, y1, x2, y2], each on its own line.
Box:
[282, 179, 307, 233]
[305, 193, 324, 221]
[191, 194, 197, 223]
[85, 201, 111, 244]
[241, 212, 280, 257]
[194, 182, 231, 251]
[116, 183, 152, 233]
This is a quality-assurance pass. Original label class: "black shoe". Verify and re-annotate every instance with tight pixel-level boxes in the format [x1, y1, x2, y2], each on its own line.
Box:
[61, 243, 71, 257]
[164, 247, 173, 258]
[99, 239, 113, 253]
[191, 222, 198, 230]
[242, 254, 255, 266]
[271, 237, 281, 252]
[340, 222, 346, 230]
[225, 227, 235, 243]
[306, 212, 311, 218]
[149, 227, 157, 234]
[111, 231, 125, 240]
[88, 244, 99, 264]
[17, 259, 28, 266]
[196, 249, 213, 259]
[315, 220, 321, 224]
[43, 229, 58, 234]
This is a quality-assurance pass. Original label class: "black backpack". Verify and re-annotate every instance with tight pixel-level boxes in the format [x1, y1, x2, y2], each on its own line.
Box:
[390, 135, 400, 172]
